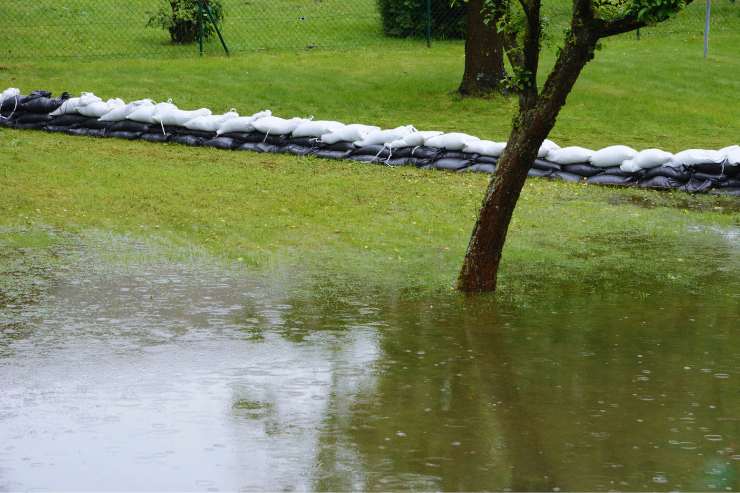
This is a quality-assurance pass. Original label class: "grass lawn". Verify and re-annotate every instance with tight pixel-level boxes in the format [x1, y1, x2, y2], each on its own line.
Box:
[1, 2, 739, 299]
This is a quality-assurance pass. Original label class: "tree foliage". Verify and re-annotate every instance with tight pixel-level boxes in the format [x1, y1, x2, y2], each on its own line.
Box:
[147, 0, 225, 44]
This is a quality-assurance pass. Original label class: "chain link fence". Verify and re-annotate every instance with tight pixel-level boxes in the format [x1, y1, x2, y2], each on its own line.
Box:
[1, 0, 737, 59]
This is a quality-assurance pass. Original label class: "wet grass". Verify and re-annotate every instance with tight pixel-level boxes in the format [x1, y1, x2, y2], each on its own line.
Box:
[1, 130, 738, 300]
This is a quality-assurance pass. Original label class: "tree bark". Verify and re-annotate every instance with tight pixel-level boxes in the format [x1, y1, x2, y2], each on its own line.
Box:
[458, 0, 507, 96]
[457, 30, 599, 293]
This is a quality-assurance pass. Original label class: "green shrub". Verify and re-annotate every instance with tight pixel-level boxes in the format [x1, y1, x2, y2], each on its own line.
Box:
[147, 0, 225, 44]
[377, 0, 466, 39]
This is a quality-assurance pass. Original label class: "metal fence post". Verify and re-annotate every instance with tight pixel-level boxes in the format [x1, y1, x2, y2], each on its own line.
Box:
[704, 0, 711, 58]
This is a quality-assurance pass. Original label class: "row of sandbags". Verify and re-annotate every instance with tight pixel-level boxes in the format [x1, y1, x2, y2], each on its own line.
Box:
[1, 88, 738, 196]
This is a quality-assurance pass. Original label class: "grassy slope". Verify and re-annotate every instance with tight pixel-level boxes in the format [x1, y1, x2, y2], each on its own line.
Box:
[1, 130, 737, 298]
[1, 3, 739, 297]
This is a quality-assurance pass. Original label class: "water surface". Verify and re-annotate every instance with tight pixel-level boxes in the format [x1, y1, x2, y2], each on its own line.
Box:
[1, 233, 738, 491]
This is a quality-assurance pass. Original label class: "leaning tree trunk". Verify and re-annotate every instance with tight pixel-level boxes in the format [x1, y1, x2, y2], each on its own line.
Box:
[458, 0, 506, 96]
[457, 29, 600, 292]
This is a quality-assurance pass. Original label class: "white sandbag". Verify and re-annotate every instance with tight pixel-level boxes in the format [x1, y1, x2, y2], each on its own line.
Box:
[424, 132, 480, 151]
[668, 149, 725, 167]
[154, 107, 212, 127]
[354, 125, 417, 146]
[99, 99, 153, 121]
[463, 140, 506, 157]
[589, 145, 638, 168]
[49, 97, 82, 116]
[127, 101, 177, 123]
[723, 146, 740, 166]
[619, 159, 642, 173]
[398, 131, 443, 148]
[78, 98, 125, 118]
[545, 146, 594, 164]
[216, 110, 272, 135]
[320, 124, 381, 145]
[78, 92, 103, 107]
[252, 116, 307, 135]
[291, 120, 345, 138]
[537, 139, 560, 158]
[0, 87, 20, 105]
[184, 111, 239, 132]
[719, 145, 739, 162]
[630, 149, 674, 169]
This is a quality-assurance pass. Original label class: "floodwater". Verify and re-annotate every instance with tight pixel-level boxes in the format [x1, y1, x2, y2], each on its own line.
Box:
[1, 234, 738, 491]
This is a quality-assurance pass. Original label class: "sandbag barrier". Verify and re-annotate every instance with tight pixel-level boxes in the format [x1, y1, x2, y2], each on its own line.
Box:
[1, 89, 739, 197]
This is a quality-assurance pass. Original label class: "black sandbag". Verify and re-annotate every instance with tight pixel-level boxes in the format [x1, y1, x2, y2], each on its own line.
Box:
[141, 132, 171, 143]
[14, 113, 52, 124]
[45, 125, 71, 133]
[690, 162, 725, 175]
[164, 126, 215, 139]
[718, 178, 740, 188]
[12, 114, 52, 130]
[19, 97, 63, 114]
[0, 96, 22, 116]
[385, 147, 412, 159]
[384, 157, 420, 167]
[110, 120, 152, 133]
[277, 143, 314, 156]
[682, 177, 714, 193]
[286, 137, 319, 148]
[601, 166, 640, 177]
[441, 151, 477, 161]
[65, 127, 106, 138]
[349, 154, 380, 163]
[322, 141, 356, 152]
[219, 132, 253, 142]
[256, 143, 281, 153]
[549, 171, 582, 183]
[239, 132, 287, 145]
[643, 165, 690, 181]
[475, 156, 498, 165]
[314, 149, 352, 160]
[532, 159, 562, 172]
[710, 187, 740, 196]
[692, 172, 728, 184]
[22, 90, 52, 100]
[48, 114, 90, 128]
[562, 163, 603, 177]
[82, 118, 114, 130]
[170, 134, 204, 146]
[528, 168, 552, 178]
[410, 146, 441, 159]
[108, 130, 143, 140]
[236, 142, 263, 152]
[204, 136, 239, 150]
[724, 165, 739, 178]
[587, 174, 636, 186]
[431, 158, 472, 171]
[353, 144, 387, 158]
[638, 176, 686, 190]
[465, 163, 496, 174]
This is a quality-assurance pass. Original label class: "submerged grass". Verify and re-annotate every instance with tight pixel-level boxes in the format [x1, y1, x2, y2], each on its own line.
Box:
[1, 130, 737, 300]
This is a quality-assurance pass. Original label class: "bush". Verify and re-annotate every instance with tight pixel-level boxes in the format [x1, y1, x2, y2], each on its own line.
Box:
[147, 0, 225, 44]
[377, 0, 466, 39]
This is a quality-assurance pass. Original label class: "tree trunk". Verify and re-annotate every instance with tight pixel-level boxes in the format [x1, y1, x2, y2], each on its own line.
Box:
[457, 31, 599, 293]
[458, 0, 506, 96]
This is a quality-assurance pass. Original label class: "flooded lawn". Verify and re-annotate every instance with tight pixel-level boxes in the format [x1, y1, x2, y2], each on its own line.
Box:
[1, 231, 738, 491]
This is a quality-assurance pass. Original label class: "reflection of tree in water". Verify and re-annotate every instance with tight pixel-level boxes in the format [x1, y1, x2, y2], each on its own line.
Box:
[295, 283, 739, 491]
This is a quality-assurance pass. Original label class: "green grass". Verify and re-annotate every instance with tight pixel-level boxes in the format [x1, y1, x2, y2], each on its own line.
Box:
[1, 129, 738, 299]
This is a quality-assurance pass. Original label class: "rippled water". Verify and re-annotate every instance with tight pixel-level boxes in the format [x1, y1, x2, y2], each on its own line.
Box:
[1, 234, 738, 491]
